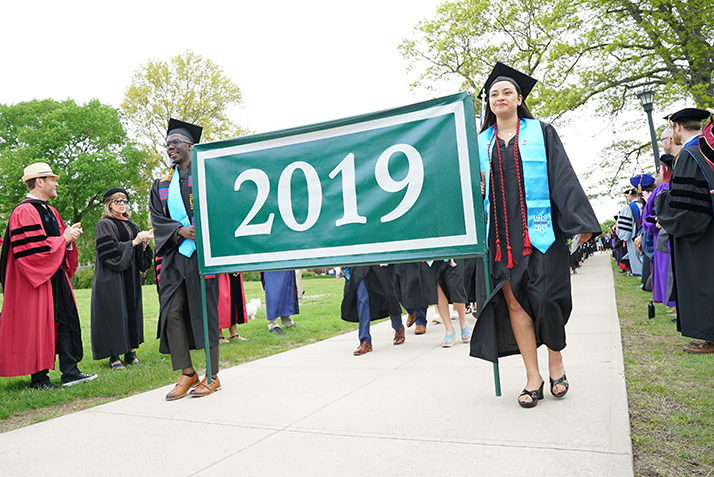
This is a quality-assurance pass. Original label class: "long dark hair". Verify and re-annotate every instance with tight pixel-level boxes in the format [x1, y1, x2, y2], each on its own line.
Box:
[479, 78, 535, 133]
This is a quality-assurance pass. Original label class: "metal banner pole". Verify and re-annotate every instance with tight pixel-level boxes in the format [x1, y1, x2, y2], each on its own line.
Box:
[480, 254, 500, 397]
[200, 274, 212, 384]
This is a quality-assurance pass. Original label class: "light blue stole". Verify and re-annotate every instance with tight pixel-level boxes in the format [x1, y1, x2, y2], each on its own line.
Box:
[478, 118, 556, 254]
[167, 167, 196, 258]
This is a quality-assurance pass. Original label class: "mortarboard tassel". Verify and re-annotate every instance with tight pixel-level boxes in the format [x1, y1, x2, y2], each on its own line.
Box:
[523, 228, 532, 256]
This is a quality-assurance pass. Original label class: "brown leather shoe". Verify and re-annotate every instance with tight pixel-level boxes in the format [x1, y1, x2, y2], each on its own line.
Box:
[190, 376, 222, 397]
[683, 341, 714, 354]
[165, 373, 200, 401]
[353, 341, 373, 356]
[690, 338, 708, 346]
[406, 313, 416, 327]
[414, 325, 426, 335]
[393, 326, 405, 345]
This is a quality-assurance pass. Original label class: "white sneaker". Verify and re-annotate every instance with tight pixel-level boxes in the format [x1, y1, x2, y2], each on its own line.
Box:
[62, 372, 98, 387]
[450, 310, 459, 320]
[431, 314, 442, 324]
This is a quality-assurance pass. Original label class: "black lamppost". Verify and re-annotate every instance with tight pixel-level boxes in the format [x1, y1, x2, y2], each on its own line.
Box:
[637, 89, 661, 172]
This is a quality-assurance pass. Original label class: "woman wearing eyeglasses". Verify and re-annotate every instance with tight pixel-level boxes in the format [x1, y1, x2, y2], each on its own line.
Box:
[91, 188, 154, 370]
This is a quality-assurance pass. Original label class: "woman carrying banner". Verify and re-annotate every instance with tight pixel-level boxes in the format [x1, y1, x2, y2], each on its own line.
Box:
[469, 63, 600, 407]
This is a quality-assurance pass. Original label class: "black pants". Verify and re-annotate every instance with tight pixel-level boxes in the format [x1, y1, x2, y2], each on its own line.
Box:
[31, 281, 81, 385]
[166, 282, 219, 375]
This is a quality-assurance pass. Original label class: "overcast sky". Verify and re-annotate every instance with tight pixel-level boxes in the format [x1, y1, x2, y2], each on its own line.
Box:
[2, 0, 621, 221]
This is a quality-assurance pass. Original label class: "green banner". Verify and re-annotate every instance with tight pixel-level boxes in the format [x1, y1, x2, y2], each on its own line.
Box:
[193, 92, 486, 273]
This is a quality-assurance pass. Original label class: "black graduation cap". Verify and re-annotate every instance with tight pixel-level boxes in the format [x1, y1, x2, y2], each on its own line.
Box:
[659, 154, 675, 169]
[663, 108, 709, 123]
[103, 187, 130, 202]
[167, 118, 203, 144]
[478, 62, 538, 101]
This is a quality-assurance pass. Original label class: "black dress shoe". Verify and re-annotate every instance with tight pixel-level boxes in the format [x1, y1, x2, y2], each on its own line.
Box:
[269, 327, 285, 335]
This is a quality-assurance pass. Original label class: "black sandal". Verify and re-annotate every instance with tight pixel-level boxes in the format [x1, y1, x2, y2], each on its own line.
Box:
[110, 356, 125, 370]
[550, 373, 569, 398]
[518, 381, 544, 408]
[124, 351, 141, 366]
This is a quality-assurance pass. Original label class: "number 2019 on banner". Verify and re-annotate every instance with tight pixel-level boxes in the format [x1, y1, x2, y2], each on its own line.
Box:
[233, 144, 424, 237]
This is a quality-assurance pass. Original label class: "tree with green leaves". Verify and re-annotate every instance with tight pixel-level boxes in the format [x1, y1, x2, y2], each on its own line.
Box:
[121, 50, 250, 170]
[0, 99, 151, 262]
[601, 219, 615, 235]
[399, 0, 713, 196]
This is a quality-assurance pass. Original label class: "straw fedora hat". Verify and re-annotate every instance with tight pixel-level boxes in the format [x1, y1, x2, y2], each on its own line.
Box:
[22, 162, 60, 182]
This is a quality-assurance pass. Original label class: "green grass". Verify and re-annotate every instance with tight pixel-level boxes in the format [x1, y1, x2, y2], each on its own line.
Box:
[612, 260, 714, 476]
[0, 275, 354, 431]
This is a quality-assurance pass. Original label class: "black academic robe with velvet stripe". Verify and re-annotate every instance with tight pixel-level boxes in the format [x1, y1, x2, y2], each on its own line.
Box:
[655, 139, 714, 342]
[90, 217, 152, 360]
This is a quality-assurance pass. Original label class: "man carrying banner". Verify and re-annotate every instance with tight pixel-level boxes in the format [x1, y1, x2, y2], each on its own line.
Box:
[150, 119, 221, 400]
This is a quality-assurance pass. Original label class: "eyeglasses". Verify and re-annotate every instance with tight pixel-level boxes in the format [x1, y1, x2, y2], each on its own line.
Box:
[659, 136, 672, 142]
[164, 139, 191, 148]
[113, 199, 129, 205]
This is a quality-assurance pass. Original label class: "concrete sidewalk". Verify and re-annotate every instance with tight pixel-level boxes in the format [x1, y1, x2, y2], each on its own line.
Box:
[0, 253, 633, 476]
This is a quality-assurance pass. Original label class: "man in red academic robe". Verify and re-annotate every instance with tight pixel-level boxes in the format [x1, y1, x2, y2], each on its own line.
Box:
[0, 162, 98, 389]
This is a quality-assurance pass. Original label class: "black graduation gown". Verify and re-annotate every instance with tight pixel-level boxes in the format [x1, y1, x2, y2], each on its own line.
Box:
[90, 217, 153, 360]
[470, 122, 601, 363]
[227, 273, 248, 326]
[392, 262, 438, 310]
[655, 140, 714, 342]
[149, 166, 220, 353]
[433, 259, 470, 304]
[614, 235, 628, 269]
[341, 265, 402, 323]
[465, 257, 488, 316]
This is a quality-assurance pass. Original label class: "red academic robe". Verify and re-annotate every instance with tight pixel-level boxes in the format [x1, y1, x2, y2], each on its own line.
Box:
[218, 273, 248, 329]
[0, 200, 78, 377]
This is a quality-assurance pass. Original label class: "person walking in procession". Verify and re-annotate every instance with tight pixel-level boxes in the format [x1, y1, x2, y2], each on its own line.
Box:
[150, 119, 222, 400]
[469, 63, 600, 408]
